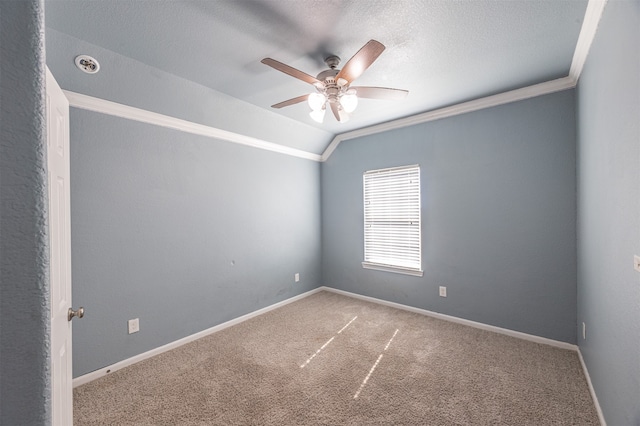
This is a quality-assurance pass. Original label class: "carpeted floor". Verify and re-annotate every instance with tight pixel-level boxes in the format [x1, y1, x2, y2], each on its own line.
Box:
[74, 291, 599, 425]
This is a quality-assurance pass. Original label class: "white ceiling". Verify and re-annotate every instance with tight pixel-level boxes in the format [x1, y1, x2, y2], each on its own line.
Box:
[44, 0, 588, 154]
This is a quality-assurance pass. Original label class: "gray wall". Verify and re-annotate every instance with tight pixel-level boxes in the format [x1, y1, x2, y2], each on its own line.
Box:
[576, 1, 640, 425]
[70, 109, 321, 376]
[0, 0, 51, 424]
[322, 90, 578, 344]
[24, 2, 635, 422]
[43, 26, 323, 377]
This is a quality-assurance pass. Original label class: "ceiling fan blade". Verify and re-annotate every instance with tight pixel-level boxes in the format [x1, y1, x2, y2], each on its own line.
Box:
[351, 86, 409, 100]
[271, 94, 309, 109]
[335, 40, 385, 85]
[261, 58, 322, 86]
[330, 102, 349, 123]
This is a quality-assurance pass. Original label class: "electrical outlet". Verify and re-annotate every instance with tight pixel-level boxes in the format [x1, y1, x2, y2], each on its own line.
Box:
[295, 273, 300, 282]
[439, 286, 447, 297]
[582, 322, 586, 340]
[634, 255, 640, 272]
[128, 318, 139, 334]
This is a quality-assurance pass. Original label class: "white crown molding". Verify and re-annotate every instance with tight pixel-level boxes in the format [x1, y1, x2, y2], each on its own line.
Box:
[570, 0, 608, 82]
[321, 0, 608, 162]
[63, 0, 606, 164]
[63, 90, 323, 162]
[321, 76, 575, 161]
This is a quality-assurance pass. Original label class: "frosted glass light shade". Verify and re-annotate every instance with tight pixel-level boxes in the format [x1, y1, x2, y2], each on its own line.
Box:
[341, 94, 358, 113]
[308, 93, 326, 111]
[309, 108, 326, 123]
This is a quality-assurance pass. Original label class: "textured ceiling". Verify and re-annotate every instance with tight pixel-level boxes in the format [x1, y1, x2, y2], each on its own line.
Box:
[44, 0, 588, 154]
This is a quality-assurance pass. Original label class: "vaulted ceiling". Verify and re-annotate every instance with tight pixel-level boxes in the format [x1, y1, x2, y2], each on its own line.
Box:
[44, 0, 588, 157]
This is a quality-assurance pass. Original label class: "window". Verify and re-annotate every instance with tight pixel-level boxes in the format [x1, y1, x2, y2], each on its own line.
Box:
[363, 164, 422, 276]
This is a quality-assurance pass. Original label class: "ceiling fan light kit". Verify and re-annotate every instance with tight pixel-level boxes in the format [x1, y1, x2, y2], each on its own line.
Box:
[309, 108, 326, 123]
[341, 93, 358, 113]
[261, 40, 408, 124]
[308, 93, 326, 111]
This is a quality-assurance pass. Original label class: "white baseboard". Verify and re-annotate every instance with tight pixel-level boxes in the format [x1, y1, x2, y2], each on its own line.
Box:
[577, 348, 607, 426]
[73, 287, 324, 387]
[75, 285, 588, 395]
[321, 287, 609, 423]
[319, 286, 578, 351]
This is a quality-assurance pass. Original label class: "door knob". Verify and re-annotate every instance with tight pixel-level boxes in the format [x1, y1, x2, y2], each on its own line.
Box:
[68, 307, 85, 321]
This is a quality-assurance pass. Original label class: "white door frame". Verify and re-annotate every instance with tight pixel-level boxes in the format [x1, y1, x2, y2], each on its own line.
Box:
[46, 67, 74, 425]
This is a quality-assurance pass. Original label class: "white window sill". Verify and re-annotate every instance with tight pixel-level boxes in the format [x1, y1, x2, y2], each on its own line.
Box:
[362, 262, 423, 277]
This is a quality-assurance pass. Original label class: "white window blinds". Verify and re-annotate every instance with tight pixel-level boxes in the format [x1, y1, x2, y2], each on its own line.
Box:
[363, 165, 422, 276]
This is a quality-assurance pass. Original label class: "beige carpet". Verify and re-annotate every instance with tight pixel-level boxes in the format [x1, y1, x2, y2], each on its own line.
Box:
[74, 291, 599, 425]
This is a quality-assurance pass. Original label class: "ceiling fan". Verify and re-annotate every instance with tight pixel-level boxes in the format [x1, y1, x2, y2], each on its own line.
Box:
[261, 40, 408, 124]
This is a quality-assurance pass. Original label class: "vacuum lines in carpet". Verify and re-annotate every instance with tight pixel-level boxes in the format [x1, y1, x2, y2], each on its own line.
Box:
[74, 291, 599, 425]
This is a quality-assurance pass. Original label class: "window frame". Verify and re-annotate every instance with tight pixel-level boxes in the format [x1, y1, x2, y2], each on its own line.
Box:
[362, 164, 423, 277]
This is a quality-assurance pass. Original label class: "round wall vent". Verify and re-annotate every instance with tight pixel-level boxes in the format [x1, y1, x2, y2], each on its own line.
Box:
[74, 55, 100, 74]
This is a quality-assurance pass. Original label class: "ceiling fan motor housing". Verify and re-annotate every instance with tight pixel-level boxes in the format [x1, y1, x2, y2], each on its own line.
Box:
[324, 55, 341, 69]
[316, 74, 350, 106]
[316, 68, 339, 82]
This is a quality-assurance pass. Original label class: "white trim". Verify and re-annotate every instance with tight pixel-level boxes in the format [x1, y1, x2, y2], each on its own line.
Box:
[72, 287, 324, 388]
[569, 0, 608, 82]
[61, 0, 607, 164]
[321, 137, 343, 162]
[73, 285, 583, 387]
[72, 285, 604, 424]
[362, 262, 424, 277]
[321, 0, 609, 162]
[63, 90, 323, 162]
[320, 287, 578, 351]
[326, 286, 605, 421]
[320, 77, 575, 161]
[577, 348, 608, 426]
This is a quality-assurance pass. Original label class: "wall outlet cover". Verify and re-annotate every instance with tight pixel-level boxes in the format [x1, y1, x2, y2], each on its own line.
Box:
[634, 255, 640, 272]
[439, 286, 447, 297]
[295, 273, 300, 282]
[128, 318, 140, 334]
